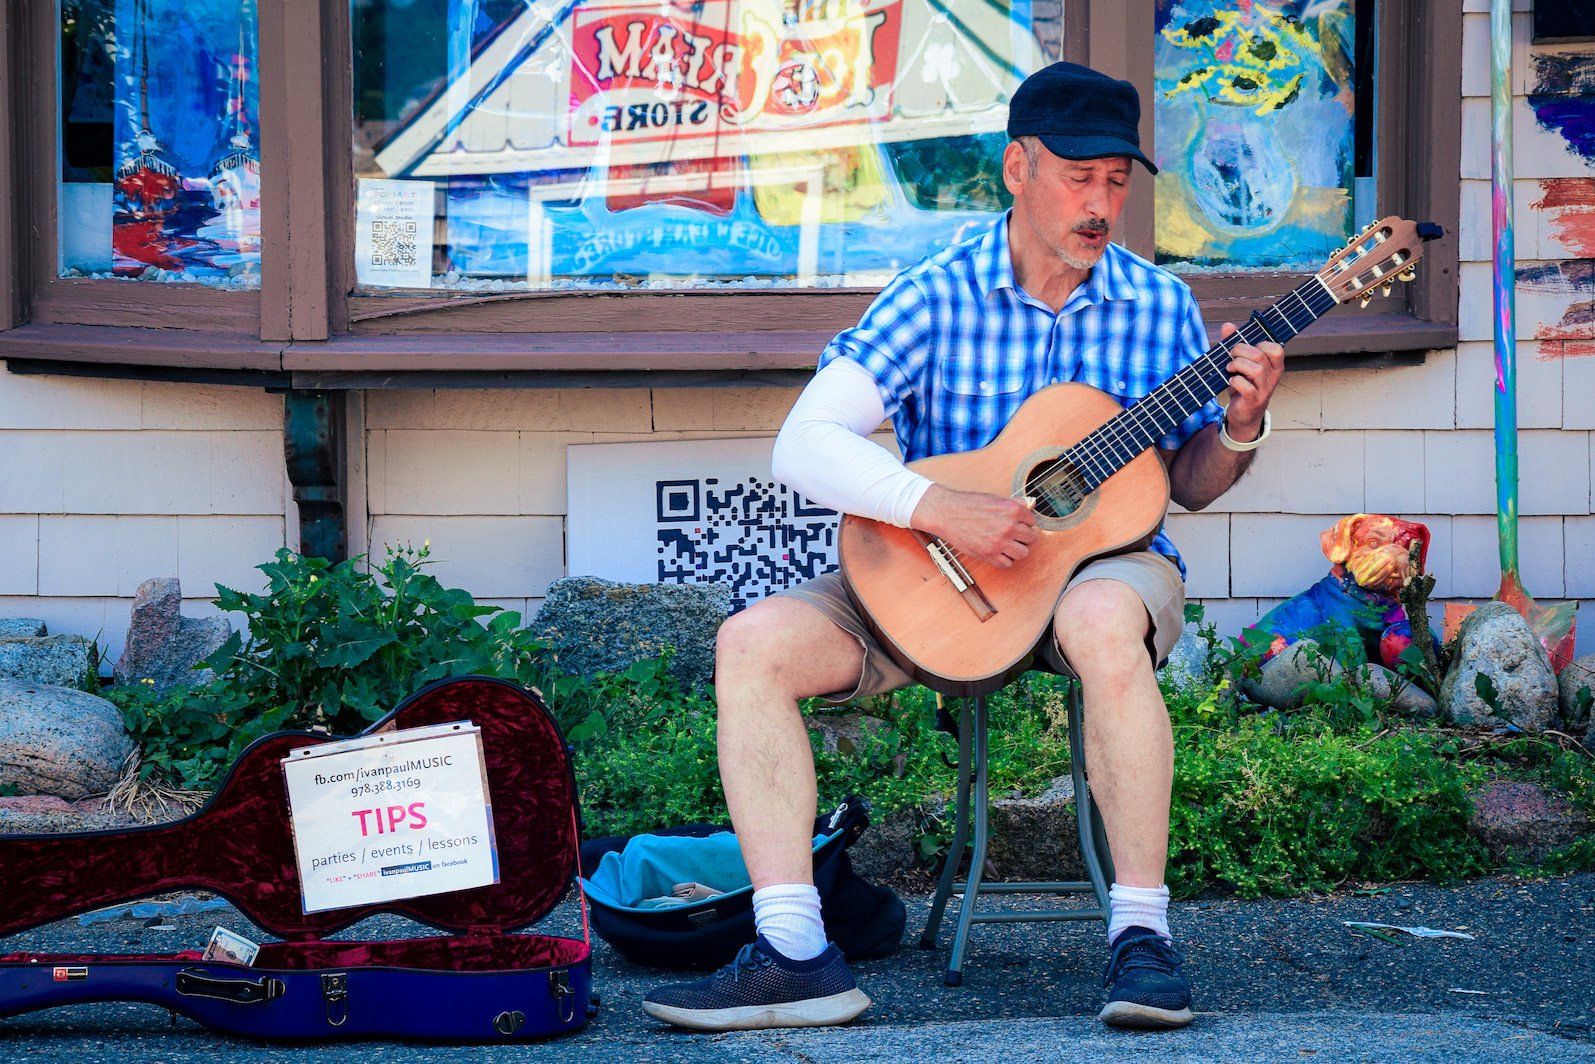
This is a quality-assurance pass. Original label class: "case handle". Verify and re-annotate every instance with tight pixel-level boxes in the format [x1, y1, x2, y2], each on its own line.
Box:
[175, 969, 285, 1005]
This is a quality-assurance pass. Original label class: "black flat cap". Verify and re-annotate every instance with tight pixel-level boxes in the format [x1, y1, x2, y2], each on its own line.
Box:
[1006, 61, 1157, 175]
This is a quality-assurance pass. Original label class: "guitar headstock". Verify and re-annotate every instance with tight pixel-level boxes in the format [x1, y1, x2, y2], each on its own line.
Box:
[1318, 217, 1443, 307]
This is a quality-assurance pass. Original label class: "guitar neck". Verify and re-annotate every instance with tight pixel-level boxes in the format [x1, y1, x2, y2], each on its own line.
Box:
[1062, 274, 1338, 491]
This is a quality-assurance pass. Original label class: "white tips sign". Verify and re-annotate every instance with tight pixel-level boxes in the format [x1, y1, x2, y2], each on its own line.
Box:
[281, 721, 498, 914]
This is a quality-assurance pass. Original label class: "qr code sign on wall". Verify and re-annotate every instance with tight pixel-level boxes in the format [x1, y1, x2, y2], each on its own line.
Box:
[655, 477, 838, 611]
[566, 438, 845, 615]
[371, 219, 419, 268]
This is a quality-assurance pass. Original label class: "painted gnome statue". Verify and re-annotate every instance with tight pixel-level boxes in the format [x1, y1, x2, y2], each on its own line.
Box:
[1242, 514, 1439, 714]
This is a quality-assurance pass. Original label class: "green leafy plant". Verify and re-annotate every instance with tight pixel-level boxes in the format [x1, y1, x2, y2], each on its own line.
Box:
[1165, 701, 1490, 897]
[108, 544, 549, 790]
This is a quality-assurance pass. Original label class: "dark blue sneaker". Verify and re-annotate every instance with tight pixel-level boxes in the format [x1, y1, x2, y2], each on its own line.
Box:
[642, 936, 871, 1031]
[1099, 926, 1194, 1029]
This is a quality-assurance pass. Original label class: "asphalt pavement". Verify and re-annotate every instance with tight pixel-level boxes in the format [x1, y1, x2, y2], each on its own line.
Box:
[1, 873, 1591, 1062]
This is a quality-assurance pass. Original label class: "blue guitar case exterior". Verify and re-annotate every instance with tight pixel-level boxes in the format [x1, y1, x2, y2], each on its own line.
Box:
[0, 675, 593, 1041]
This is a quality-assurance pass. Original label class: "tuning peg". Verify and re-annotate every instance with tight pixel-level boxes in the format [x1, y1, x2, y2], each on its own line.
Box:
[1382, 281, 1394, 297]
[1398, 266, 1417, 281]
[1359, 293, 1373, 308]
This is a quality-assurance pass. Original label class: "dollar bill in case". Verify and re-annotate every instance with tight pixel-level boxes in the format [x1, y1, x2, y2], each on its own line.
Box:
[203, 928, 260, 967]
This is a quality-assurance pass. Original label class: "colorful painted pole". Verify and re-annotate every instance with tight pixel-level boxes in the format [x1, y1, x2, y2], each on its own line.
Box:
[1490, 0, 1522, 600]
[1484, 0, 1579, 671]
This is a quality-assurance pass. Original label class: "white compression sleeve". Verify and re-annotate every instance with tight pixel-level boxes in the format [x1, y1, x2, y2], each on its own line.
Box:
[771, 359, 933, 528]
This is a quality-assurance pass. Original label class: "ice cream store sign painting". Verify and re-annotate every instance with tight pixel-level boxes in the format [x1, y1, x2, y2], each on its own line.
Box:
[566, 2, 901, 148]
[362, 0, 1033, 289]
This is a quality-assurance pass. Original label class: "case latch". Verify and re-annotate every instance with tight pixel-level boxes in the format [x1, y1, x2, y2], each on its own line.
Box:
[321, 972, 349, 1027]
[549, 969, 574, 1023]
[493, 1010, 526, 1035]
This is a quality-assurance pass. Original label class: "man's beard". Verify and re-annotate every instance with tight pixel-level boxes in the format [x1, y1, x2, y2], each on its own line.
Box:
[1057, 221, 1110, 270]
[1058, 245, 1105, 270]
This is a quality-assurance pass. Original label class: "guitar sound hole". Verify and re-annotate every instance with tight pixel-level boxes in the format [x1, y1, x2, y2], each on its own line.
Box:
[1025, 461, 1088, 519]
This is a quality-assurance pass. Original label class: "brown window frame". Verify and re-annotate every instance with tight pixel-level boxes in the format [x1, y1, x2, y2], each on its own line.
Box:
[1077, 0, 1461, 357]
[0, 0, 1458, 378]
[12, 0, 263, 335]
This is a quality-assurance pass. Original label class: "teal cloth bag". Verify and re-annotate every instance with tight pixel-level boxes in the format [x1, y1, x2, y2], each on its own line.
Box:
[579, 831, 831, 912]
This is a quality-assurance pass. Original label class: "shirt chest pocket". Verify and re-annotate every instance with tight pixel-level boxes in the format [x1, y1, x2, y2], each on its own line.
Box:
[931, 355, 1027, 450]
[936, 346, 1027, 399]
[1073, 343, 1151, 406]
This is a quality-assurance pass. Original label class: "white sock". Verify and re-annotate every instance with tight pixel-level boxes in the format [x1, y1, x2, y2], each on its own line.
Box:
[1108, 882, 1171, 944]
[753, 883, 828, 962]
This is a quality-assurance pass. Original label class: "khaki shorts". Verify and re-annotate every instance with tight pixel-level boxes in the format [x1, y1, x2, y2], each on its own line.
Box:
[776, 552, 1187, 703]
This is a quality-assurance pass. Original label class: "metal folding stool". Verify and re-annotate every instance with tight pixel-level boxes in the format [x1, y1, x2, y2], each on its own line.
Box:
[919, 680, 1115, 986]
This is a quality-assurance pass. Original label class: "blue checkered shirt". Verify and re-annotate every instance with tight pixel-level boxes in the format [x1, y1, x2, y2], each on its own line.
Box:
[818, 214, 1222, 575]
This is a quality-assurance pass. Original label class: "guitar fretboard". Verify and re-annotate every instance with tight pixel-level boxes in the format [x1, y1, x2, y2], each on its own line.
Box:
[1033, 274, 1338, 502]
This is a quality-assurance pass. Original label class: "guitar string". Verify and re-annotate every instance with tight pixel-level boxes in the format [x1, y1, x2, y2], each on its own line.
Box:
[1028, 282, 1330, 505]
[1052, 293, 1301, 489]
[931, 271, 1352, 577]
[934, 281, 1334, 576]
[934, 279, 1337, 576]
[1050, 281, 1332, 493]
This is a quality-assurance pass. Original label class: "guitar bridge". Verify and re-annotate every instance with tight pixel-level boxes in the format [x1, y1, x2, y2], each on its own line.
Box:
[913, 532, 997, 622]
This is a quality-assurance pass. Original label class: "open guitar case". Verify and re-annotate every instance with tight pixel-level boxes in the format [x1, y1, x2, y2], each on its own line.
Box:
[0, 675, 595, 1041]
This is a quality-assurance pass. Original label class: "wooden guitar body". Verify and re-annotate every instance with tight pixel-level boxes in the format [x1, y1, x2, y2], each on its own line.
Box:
[839, 382, 1171, 697]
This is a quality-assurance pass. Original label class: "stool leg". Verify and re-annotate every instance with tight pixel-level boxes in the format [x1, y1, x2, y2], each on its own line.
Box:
[920, 695, 972, 950]
[945, 696, 990, 986]
[1069, 681, 1115, 918]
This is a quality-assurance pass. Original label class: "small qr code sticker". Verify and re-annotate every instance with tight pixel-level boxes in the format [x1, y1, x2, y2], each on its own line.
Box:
[656, 476, 839, 612]
[371, 219, 419, 268]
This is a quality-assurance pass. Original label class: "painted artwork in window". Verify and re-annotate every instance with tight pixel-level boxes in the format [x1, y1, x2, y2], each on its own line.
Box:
[1153, 0, 1367, 273]
[351, 0, 1055, 292]
[59, 0, 261, 287]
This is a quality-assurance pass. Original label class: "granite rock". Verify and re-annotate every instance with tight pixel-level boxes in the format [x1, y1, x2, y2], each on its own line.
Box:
[0, 794, 181, 834]
[1243, 640, 1437, 716]
[113, 578, 233, 693]
[1558, 654, 1595, 728]
[1439, 602, 1559, 731]
[0, 634, 92, 688]
[853, 778, 1093, 885]
[846, 805, 921, 883]
[1244, 641, 1333, 709]
[533, 576, 730, 691]
[985, 775, 1085, 881]
[0, 619, 47, 638]
[1467, 780, 1592, 862]
[807, 712, 890, 757]
[1157, 624, 1211, 690]
[0, 679, 136, 800]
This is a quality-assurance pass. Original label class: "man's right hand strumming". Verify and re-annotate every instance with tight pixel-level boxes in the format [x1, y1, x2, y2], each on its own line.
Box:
[910, 483, 1038, 569]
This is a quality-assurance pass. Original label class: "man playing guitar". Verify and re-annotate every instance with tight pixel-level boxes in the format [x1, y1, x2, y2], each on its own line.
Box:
[644, 61, 1285, 1032]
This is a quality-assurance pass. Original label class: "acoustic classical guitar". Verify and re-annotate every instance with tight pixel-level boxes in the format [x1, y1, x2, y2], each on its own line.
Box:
[838, 217, 1443, 697]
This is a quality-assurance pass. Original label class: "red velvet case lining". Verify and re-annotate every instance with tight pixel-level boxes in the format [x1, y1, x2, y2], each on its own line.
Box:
[0, 677, 580, 942]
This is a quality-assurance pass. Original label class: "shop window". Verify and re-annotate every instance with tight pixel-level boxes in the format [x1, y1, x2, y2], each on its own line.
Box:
[349, 0, 1059, 294]
[58, 0, 262, 288]
[1152, 0, 1373, 274]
